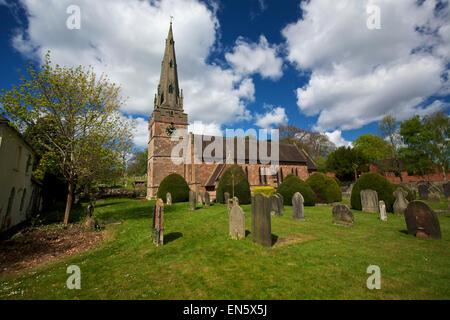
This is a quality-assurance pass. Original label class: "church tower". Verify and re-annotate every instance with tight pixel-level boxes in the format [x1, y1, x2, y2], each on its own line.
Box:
[147, 22, 188, 199]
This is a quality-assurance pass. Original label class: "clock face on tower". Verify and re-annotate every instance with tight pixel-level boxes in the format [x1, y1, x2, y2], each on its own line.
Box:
[166, 123, 176, 136]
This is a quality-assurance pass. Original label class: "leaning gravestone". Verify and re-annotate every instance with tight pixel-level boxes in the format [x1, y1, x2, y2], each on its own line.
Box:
[393, 188, 409, 215]
[379, 200, 387, 221]
[361, 189, 379, 213]
[332, 204, 354, 227]
[269, 195, 282, 216]
[292, 192, 305, 220]
[229, 205, 246, 240]
[166, 192, 172, 205]
[197, 191, 204, 205]
[204, 192, 210, 206]
[418, 184, 429, 200]
[152, 199, 164, 246]
[252, 194, 272, 247]
[443, 182, 450, 199]
[404, 201, 441, 239]
[276, 193, 284, 212]
[189, 190, 196, 211]
[224, 192, 230, 205]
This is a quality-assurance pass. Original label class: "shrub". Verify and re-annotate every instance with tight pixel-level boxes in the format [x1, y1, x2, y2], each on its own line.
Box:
[391, 183, 415, 202]
[216, 165, 251, 204]
[306, 172, 342, 203]
[156, 173, 190, 203]
[277, 175, 316, 206]
[253, 186, 275, 197]
[351, 172, 395, 212]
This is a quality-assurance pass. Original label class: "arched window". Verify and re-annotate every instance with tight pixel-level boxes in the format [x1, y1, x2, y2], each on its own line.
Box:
[258, 167, 262, 184]
[169, 60, 173, 68]
[169, 84, 173, 94]
[295, 168, 298, 176]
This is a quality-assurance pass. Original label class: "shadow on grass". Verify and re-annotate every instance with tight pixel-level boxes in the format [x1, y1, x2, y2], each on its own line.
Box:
[399, 230, 409, 235]
[93, 201, 128, 208]
[245, 230, 251, 238]
[271, 234, 278, 246]
[165, 232, 183, 244]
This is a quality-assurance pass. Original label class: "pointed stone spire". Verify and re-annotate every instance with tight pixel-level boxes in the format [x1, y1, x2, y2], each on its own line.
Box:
[155, 22, 183, 111]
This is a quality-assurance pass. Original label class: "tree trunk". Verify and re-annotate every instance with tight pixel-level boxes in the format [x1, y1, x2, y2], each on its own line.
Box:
[442, 166, 447, 182]
[63, 182, 74, 225]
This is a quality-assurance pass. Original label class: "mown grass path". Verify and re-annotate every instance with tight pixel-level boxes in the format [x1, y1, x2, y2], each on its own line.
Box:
[1, 198, 449, 299]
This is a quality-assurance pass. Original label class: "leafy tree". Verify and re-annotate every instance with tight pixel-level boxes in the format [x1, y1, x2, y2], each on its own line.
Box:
[0, 52, 134, 224]
[326, 147, 369, 181]
[157, 173, 190, 203]
[423, 111, 449, 181]
[378, 114, 403, 179]
[216, 165, 251, 204]
[315, 156, 328, 173]
[127, 149, 148, 177]
[353, 134, 391, 163]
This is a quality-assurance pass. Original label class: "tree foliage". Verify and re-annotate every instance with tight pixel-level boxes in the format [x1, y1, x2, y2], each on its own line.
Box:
[350, 172, 395, 212]
[276, 175, 316, 206]
[326, 146, 369, 181]
[353, 134, 391, 163]
[378, 114, 403, 179]
[306, 172, 342, 203]
[216, 165, 251, 204]
[0, 52, 134, 224]
[156, 173, 190, 203]
[127, 149, 148, 177]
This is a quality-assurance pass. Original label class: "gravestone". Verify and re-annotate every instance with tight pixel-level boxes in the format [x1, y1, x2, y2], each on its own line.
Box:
[224, 192, 230, 205]
[166, 192, 172, 205]
[418, 184, 429, 200]
[189, 190, 196, 211]
[428, 191, 441, 202]
[393, 188, 409, 215]
[204, 192, 210, 206]
[252, 194, 272, 247]
[361, 189, 379, 213]
[443, 182, 450, 198]
[292, 192, 305, 220]
[379, 200, 387, 221]
[332, 204, 354, 227]
[269, 195, 282, 216]
[229, 205, 246, 240]
[404, 201, 441, 239]
[276, 193, 284, 212]
[152, 199, 164, 246]
[197, 191, 204, 205]
[233, 196, 239, 206]
[86, 204, 94, 217]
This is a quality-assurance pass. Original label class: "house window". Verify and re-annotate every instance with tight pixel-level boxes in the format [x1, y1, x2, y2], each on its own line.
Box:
[263, 168, 267, 185]
[20, 189, 27, 211]
[169, 60, 173, 68]
[150, 128, 153, 139]
[280, 168, 284, 182]
[169, 84, 173, 94]
[258, 167, 262, 184]
[295, 168, 298, 176]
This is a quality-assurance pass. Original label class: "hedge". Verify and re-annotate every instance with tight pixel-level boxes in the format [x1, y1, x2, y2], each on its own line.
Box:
[253, 186, 275, 197]
[216, 165, 251, 204]
[306, 172, 342, 203]
[350, 172, 395, 212]
[156, 173, 190, 203]
[277, 175, 316, 206]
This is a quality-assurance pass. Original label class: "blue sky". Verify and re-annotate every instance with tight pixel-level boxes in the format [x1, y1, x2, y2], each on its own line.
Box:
[0, 0, 449, 149]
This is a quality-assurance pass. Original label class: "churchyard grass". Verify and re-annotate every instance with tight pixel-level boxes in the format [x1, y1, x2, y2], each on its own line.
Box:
[1, 197, 449, 299]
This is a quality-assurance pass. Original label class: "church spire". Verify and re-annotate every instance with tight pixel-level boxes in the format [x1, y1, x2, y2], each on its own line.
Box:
[155, 22, 183, 111]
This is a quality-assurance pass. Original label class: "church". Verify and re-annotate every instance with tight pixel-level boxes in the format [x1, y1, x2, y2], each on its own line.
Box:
[147, 23, 317, 200]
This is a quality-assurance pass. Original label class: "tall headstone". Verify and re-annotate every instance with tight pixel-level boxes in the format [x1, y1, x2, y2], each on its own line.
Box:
[197, 191, 204, 205]
[152, 199, 164, 246]
[224, 192, 230, 205]
[189, 190, 196, 211]
[361, 189, 379, 213]
[418, 184, 429, 200]
[166, 192, 172, 205]
[233, 196, 239, 206]
[404, 201, 441, 239]
[204, 192, 210, 206]
[393, 188, 409, 215]
[379, 200, 387, 221]
[428, 191, 441, 202]
[229, 205, 246, 240]
[332, 204, 354, 227]
[292, 192, 305, 220]
[252, 194, 272, 247]
[276, 193, 284, 212]
[269, 195, 282, 216]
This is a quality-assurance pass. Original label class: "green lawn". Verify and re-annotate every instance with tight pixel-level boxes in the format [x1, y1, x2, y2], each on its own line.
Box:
[1, 198, 449, 299]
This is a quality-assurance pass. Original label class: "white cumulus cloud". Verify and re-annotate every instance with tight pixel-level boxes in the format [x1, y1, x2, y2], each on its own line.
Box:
[255, 106, 288, 128]
[324, 130, 352, 148]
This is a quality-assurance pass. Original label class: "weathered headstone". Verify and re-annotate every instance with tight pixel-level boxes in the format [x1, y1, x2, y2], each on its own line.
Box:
[233, 196, 239, 206]
[166, 192, 172, 205]
[393, 188, 409, 215]
[276, 193, 284, 212]
[443, 182, 450, 198]
[86, 204, 94, 217]
[189, 190, 196, 211]
[152, 199, 164, 246]
[428, 191, 441, 202]
[269, 194, 282, 216]
[197, 191, 204, 205]
[332, 204, 354, 227]
[229, 205, 246, 240]
[404, 201, 441, 239]
[224, 192, 230, 205]
[252, 194, 272, 247]
[418, 184, 429, 200]
[361, 189, 379, 213]
[292, 192, 305, 220]
[379, 200, 387, 221]
[204, 192, 210, 206]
